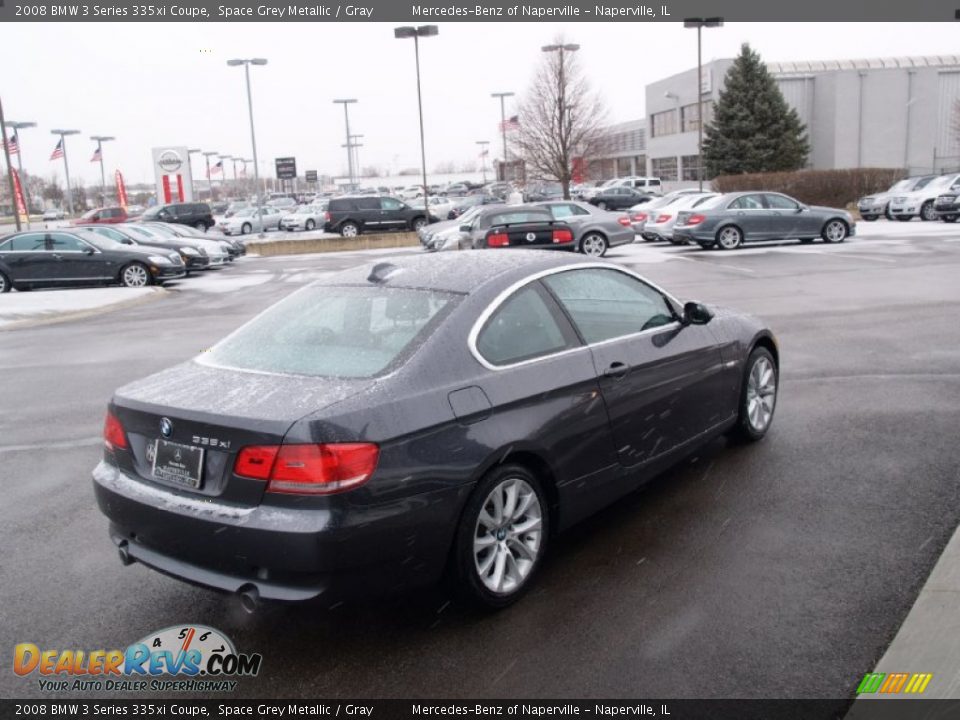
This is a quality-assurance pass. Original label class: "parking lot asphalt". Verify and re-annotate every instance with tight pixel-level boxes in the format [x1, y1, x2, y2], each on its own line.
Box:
[2, 224, 959, 702]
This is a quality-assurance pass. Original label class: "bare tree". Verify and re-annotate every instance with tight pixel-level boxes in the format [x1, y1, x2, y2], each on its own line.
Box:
[514, 38, 608, 199]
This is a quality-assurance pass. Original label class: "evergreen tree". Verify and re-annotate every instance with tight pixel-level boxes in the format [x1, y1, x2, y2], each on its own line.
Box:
[702, 44, 810, 177]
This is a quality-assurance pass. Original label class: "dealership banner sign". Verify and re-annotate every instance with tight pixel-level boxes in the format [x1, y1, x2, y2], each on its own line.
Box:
[115, 169, 128, 209]
[11, 168, 28, 224]
[151, 147, 194, 204]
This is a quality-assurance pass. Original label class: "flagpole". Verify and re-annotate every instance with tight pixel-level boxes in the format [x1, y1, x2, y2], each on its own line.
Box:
[0, 96, 22, 233]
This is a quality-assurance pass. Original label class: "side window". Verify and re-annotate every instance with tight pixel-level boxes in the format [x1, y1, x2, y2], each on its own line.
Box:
[6, 234, 46, 251]
[380, 198, 404, 211]
[548, 204, 574, 219]
[49, 233, 89, 252]
[571, 204, 591, 216]
[649, 179, 661, 188]
[543, 268, 677, 344]
[476, 285, 578, 366]
[729, 195, 764, 210]
[764, 194, 799, 210]
[356, 198, 381, 211]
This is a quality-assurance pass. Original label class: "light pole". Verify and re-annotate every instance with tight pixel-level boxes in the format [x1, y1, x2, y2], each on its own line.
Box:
[542, 43, 579, 199]
[202, 151, 219, 199]
[333, 99, 358, 189]
[90, 135, 115, 206]
[491, 91, 515, 182]
[476, 141, 490, 184]
[350, 134, 364, 180]
[227, 58, 267, 233]
[683, 17, 723, 191]
[187, 148, 201, 199]
[394, 24, 438, 213]
[50, 129, 80, 215]
[6, 120, 36, 228]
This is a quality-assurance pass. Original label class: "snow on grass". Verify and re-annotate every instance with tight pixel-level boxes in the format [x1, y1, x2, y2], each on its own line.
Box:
[0, 287, 161, 327]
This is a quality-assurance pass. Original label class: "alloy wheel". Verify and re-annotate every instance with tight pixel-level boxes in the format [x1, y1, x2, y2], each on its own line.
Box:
[341, 223, 359, 237]
[824, 220, 847, 243]
[473, 477, 543, 595]
[921, 202, 938, 221]
[717, 226, 742, 250]
[122, 264, 149, 288]
[580, 233, 607, 257]
[746, 356, 777, 433]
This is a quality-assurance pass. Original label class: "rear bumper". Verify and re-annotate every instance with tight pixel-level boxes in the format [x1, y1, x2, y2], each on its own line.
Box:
[92, 460, 460, 602]
[935, 203, 960, 216]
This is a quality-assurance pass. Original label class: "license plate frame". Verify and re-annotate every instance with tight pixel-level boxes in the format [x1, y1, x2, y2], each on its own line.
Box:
[151, 439, 204, 489]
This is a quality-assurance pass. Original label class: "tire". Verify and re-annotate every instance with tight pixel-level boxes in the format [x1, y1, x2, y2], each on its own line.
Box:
[579, 232, 608, 257]
[194, 221, 207, 231]
[453, 464, 549, 609]
[732, 347, 778, 442]
[0, 271, 10, 293]
[305, 219, 316, 231]
[340, 222, 359, 238]
[895, 216, 912, 222]
[861, 215, 878, 222]
[597, 201, 608, 211]
[716, 225, 743, 250]
[942, 214, 958, 224]
[120, 262, 151, 288]
[697, 241, 715, 250]
[411, 217, 427, 232]
[241, 223, 252, 235]
[884, 204, 895, 221]
[821, 219, 848, 243]
[920, 201, 938, 222]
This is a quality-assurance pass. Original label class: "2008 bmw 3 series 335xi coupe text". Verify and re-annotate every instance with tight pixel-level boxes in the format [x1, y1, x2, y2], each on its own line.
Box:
[93, 251, 779, 609]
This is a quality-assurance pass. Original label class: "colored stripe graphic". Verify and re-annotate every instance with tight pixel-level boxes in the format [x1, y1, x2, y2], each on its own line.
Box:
[857, 672, 932, 694]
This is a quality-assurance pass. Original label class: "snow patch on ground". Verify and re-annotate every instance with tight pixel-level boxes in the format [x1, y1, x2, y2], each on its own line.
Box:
[0, 287, 160, 327]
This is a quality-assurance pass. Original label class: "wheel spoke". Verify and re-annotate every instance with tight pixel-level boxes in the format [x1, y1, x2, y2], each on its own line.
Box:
[512, 491, 534, 521]
[511, 516, 542, 536]
[490, 548, 507, 592]
[477, 547, 497, 576]
[502, 482, 518, 521]
[490, 489, 504, 526]
[478, 508, 498, 530]
[475, 533, 496, 548]
[508, 537, 536, 561]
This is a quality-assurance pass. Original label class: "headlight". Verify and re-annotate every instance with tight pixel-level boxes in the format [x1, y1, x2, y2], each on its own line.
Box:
[148, 255, 172, 265]
[180, 246, 199, 256]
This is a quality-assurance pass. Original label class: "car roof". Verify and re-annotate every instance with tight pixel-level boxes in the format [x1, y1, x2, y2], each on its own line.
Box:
[318, 250, 590, 294]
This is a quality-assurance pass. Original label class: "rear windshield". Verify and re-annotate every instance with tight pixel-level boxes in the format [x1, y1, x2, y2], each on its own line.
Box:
[488, 210, 552, 225]
[203, 285, 457, 378]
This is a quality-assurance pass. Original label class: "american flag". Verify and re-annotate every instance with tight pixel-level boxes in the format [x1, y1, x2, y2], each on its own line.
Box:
[3, 132, 18, 156]
[91, 146, 102, 163]
[210, 160, 223, 175]
[499, 115, 520, 132]
[50, 138, 64, 160]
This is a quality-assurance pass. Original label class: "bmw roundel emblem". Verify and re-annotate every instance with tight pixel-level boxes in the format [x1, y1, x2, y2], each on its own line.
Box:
[525, 232, 537, 242]
[160, 417, 173, 438]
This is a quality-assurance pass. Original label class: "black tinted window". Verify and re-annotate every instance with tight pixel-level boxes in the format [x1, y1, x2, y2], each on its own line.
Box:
[356, 198, 381, 210]
[329, 199, 356, 211]
[6, 234, 46, 251]
[476, 285, 577, 366]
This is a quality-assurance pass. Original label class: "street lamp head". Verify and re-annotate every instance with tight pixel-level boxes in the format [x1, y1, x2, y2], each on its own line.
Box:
[684, 17, 724, 27]
[203, 151, 219, 156]
[91, 135, 115, 142]
[188, 148, 201, 153]
[491, 91, 515, 99]
[541, 44, 559, 52]
[542, 43, 579, 53]
[226, 59, 244, 66]
[250, 58, 268, 65]
[333, 98, 358, 104]
[51, 129, 80, 136]
[705, 17, 724, 26]
[394, 26, 416, 38]
[7, 121, 37, 130]
[416, 25, 439, 37]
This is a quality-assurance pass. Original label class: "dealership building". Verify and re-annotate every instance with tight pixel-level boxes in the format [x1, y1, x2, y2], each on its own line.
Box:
[591, 54, 960, 184]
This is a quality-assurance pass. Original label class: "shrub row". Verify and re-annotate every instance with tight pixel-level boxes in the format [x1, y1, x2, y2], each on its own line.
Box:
[711, 168, 904, 208]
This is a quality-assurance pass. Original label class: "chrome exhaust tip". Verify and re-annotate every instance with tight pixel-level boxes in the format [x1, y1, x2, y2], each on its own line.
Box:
[117, 541, 134, 566]
[237, 584, 260, 614]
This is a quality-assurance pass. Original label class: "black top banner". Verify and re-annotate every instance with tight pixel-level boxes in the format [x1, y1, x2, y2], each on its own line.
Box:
[0, 0, 957, 22]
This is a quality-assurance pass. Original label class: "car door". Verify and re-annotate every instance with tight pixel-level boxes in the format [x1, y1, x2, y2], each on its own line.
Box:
[380, 197, 407, 230]
[49, 232, 113, 282]
[762, 193, 806, 239]
[542, 267, 727, 468]
[0, 232, 49, 283]
[726, 194, 770, 240]
[355, 197, 382, 231]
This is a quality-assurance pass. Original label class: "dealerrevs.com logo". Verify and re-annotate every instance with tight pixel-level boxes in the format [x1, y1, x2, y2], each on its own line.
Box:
[14, 625, 262, 693]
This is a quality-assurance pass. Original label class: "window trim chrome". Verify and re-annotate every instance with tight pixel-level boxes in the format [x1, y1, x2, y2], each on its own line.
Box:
[468, 262, 685, 372]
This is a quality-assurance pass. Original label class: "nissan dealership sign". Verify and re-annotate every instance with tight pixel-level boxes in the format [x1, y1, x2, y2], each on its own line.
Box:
[151, 146, 194, 204]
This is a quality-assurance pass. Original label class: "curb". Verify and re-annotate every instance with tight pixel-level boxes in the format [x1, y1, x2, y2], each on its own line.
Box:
[0, 287, 168, 331]
[245, 232, 420, 256]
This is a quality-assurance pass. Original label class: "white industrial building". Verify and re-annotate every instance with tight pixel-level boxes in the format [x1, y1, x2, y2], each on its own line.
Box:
[591, 54, 960, 184]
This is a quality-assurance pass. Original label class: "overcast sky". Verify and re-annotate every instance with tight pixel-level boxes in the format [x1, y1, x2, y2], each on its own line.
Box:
[2, 22, 958, 185]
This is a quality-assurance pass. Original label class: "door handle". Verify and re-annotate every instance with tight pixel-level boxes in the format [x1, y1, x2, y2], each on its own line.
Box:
[603, 362, 629, 380]
[51, 253, 63, 260]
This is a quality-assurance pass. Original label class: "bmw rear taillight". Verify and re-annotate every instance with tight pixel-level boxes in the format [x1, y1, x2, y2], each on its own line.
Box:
[103, 410, 128, 451]
[234, 443, 379, 495]
[617, 217, 631, 226]
[632, 212, 647, 222]
[488, 232, 510, 247]
[686, 214, 706, 226]
[552, 229, 574, 243]
[656, 214, 672, 223]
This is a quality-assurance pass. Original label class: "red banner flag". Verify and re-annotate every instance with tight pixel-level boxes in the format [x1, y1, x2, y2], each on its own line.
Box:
[115, 169, 129, 209]
[12, 168, 29, 222]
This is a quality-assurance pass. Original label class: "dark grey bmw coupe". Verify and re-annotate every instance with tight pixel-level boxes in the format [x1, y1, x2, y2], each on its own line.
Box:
[94, 251, 779, 608]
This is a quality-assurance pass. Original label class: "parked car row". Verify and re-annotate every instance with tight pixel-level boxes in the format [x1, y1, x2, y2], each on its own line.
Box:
[857, 173, 960, 222]
[0, 222, 245, 293]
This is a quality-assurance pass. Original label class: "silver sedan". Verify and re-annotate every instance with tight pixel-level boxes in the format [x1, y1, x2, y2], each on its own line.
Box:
[535, 200, 635, 257]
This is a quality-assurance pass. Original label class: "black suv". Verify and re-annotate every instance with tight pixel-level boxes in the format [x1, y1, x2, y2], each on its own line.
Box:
[141, 202, 215, 231]
[323, 196, 431, 237]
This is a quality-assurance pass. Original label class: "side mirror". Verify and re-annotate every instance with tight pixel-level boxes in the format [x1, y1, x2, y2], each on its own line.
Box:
[682, 301, 713, 325]
[459, 224, 471, 232]
[796, 204, 808, 213]
[83, 246, 95, 255]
